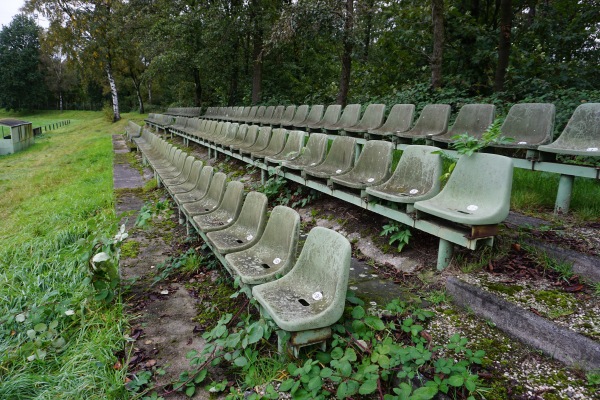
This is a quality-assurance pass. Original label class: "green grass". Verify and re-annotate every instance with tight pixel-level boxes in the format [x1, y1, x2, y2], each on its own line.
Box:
[0, 110, 137, 399]
[511, 169, 600, 220]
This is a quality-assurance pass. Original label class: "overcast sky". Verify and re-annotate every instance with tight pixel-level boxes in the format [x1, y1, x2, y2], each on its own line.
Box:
[0, 0, 48, 29]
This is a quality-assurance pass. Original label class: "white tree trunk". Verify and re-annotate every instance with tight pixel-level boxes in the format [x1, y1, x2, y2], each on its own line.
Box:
[59, 92, 63, 112]
[106, 63, 120, 121]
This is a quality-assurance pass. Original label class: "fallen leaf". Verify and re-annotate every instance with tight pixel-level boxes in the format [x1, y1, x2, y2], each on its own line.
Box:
[113, 361, 122, 370]
[144, 340, 153, 345]
[160, 290, 169, 295]
[145, 359, 157, 367]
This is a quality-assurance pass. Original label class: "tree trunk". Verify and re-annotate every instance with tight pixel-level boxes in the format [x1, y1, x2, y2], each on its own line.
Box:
[251, 36, 262, 104]
[494, 0, 512, 92]
[132, 77, 144, 114]
[193, 67, 202, 107]
[362, 0, 374, 60]
[106, 61, 120, 121]
[59, 91, 63, 112]
[336, 0, 354, 106]
[431, 0, 444, 89]
[147, 80, 152, 104]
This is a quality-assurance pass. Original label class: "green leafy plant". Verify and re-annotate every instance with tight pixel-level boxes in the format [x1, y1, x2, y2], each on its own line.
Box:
[380, 221, 412, 252]
[135, 199, 174, 228]
[88, 223, 128, 303]
[151, 248, 204, 284]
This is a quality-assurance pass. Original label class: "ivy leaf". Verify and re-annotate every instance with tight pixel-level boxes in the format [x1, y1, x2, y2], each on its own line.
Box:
[194, 369, 207, 384]
[359, 379, 378, 395]
[330, 347, 344, 360]
[234, 356, 248, 367]
[307, 376, 322, 391]
[365, 316, 385, 330]
[185, 385, 195, 397]
[320, 367, 333, 378]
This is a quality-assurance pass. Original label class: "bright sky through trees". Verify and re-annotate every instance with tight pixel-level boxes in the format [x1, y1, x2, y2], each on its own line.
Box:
[0, 0, 47, 28]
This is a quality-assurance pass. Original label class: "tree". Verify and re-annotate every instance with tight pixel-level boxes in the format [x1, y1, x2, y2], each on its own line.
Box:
[25, 0, 123, 121]
[431, 0, 444, 89]
[0, 14, 47, 111]
[494, 0, 511, 92]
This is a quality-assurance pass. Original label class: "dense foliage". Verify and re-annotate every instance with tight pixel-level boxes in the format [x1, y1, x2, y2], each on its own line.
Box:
[0, 0, 597, 118]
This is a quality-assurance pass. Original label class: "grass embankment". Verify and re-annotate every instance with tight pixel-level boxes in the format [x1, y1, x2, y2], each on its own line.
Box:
[0, 111, 133, 399]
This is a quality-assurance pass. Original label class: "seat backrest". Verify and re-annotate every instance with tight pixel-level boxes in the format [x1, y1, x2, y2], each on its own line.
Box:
[499, 103, 555, 147]
[261, 106, 275, 122]
[223, 123, 240, 142]
[447, 104, 496, 138]
[241, 125, 260, 147]
[232, 191, 268, 232]
[281, 105, 297, 124]
[186, 160, 205, 184]
[353, 104, 385, 130]
[254, 106, 266, 121]
[302, 105, 324, 126]
[318, 104, 342, 126]
[302, 133, 328, 164]
[351, 140, 393, 179]
[232, 124, 249, 143]
[330, 104, 361, 128]
[204, 172, 227, 204]
[277, 130, 306, 159]
[407, 104, 451, 136]
[261, 128, 287, 154]
[387, 145, 443, 199]
[289, 105, 309, 125]
[320, 136, 356, 168]
[256, 205, 300, 262]
[219, 181, 245, 217]
[194, 165, 214, 193]
[247, 106, 259, 121]
[551, 103, 600, 149]
[434, 152, 513, 221]
[284, 226, 351, 314]
[270, 106, 285, 122]
[252, 126, 272, 149]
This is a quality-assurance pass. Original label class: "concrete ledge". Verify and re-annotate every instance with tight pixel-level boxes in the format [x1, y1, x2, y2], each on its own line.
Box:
[446, 276, 600, 371]
[525, 239, 600, 283]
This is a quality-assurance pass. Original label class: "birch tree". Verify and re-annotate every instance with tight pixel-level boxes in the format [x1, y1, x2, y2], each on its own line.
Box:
[25, 0, 123, 121]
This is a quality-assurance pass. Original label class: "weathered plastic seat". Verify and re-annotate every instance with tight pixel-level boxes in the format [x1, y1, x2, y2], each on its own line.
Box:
[284, 105, 309, 128]
[279, 105, 299, 127]
[282, 133, 328, 170]
[431, 104, 496, 144]
[264, 130, 306, 164]
[368, 104, 415, 137]
[251, 226, 351, 340]
[257, 106, 275, 125]
[222, 124, 248, 149]
[265, 105, 285, 125]
[174, 166, 214, 205]
[307, 105, 342, 131]
[243, 106, 259, 124]
[230, 125, 258, 152]
[225, 205, 300, 285]
[161, 155, 196, 186]
[168, 160, 205, 195]
[538, 103, 600, 156]
[206, 192, 268, 255]
[344, 104, 385, 135]
[154, 150, 187, 178]
[214, 123, 240, 147]
[181, 172, 227, 217]
[249, 106, 266, 124]
[126, 121, 142, 140]
[493, 103, 555, 149]
[323, 104, 361, 133]
[414, 153, 513, 225]
[294, 105, 324, 129]
[331, 140, 393, 190]
[192, 181, 245, 233]
[251, 128, 287, 160]
[396, 104, 451, 140]
[365, 145, 443, 206]
[303, 136, 356, 179]
[239, 126, 272, 156]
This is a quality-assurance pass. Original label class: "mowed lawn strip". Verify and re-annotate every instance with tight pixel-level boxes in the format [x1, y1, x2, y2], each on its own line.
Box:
[0, 111, 132, 399]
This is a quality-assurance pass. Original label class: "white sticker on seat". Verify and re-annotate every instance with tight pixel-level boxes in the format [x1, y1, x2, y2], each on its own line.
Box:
[518, 141, 527, 145]
[467, 204, 479, 211]
[246, 235, 253, 241]
[586, 147, 598, 152]
[227, 218, 233, 223]
[409, 189, 419, 195]
[312, 291, 323, 301]
[273, 257, 281, 265]
[336, 169, 342, 173]
[367, 178, 374, 182]
[310, 162, 316, 166]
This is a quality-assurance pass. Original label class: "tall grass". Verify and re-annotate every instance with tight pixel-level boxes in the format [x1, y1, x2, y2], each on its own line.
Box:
[0, 111, 134, 399]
